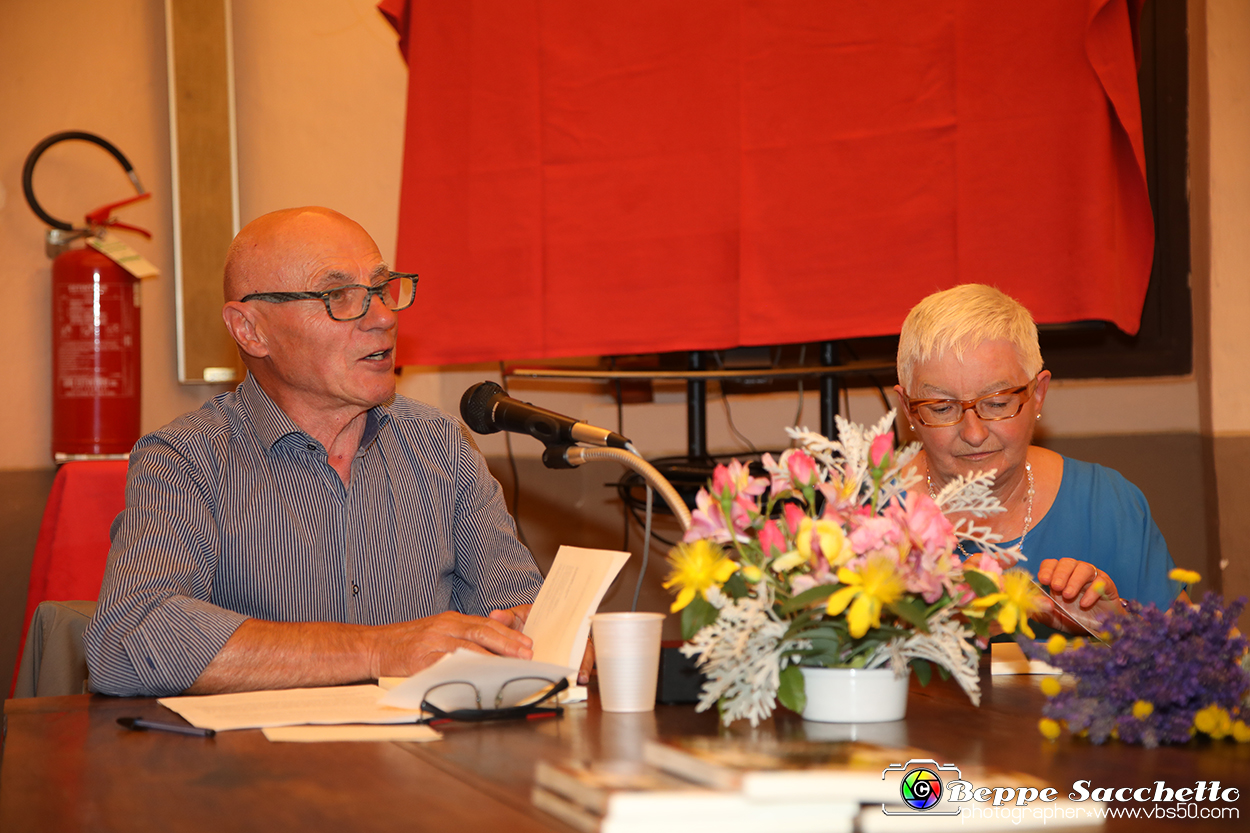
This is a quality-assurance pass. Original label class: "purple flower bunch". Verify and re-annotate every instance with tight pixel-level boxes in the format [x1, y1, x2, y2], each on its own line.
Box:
[1022, 592, 1250, 748]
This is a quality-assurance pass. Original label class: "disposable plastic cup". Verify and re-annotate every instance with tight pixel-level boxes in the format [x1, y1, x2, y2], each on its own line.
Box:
[591, 612, 664, 713]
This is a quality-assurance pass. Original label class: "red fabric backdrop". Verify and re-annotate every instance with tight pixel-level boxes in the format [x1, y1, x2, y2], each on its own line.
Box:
[380, 0, 1152, 366]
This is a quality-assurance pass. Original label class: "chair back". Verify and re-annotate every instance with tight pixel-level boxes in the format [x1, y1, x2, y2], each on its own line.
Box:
[11, 460, 127, 696]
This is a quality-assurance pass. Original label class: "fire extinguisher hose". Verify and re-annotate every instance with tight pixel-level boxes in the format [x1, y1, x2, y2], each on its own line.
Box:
[22, 131, 146, 231]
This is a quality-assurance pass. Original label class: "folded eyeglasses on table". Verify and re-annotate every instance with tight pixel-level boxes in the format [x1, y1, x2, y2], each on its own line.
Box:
[417, 675, 570, 723]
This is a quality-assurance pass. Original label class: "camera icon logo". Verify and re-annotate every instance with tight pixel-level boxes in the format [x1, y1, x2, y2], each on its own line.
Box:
[881, 759, 963, 816]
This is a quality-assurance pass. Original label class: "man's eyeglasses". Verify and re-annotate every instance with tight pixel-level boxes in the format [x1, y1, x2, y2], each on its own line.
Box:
[417, 676, 569, 724]
[905, 375, 1040, 427]
[241, 272, 418, 322]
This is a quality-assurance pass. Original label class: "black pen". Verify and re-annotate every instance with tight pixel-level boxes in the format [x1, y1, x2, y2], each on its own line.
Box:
[117, 717, 215, 737]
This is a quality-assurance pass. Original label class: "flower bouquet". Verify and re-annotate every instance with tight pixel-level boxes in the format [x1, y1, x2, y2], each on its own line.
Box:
[663, 412, 1044, 727]
[1024, 570, 1250, 748]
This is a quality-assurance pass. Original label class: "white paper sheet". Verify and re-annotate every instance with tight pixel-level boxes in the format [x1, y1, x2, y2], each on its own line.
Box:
[989, 642, 1061, 675]
[523, 545, 632, 669]
[262, 724, 442, 743]
[378, 649, 575, 711]
[158, 684, 425, 731]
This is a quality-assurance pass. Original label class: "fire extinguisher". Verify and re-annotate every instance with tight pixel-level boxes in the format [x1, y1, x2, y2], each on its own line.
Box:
[22, 131, 154, 461]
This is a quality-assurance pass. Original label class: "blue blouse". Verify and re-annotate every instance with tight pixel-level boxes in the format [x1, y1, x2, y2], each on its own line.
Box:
[987, 456, 1182, 611]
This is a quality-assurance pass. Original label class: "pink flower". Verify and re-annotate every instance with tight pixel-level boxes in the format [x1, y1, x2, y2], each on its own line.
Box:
[965, 551, 1004, 578]
[709, 460, 768, 502]
[785, 449, 818, 489]
[782, 502, 807, 537]
[848, 514, 905, 555]
[869, 432, 895, 469]
[758, 518, 786, 558]
[762, 449, 818, 496]
[899, 492, 957, 554]
[686, 489, 734, 543]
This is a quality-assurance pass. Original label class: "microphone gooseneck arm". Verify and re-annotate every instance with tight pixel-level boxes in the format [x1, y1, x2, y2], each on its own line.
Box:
[543, 445, 692, 533]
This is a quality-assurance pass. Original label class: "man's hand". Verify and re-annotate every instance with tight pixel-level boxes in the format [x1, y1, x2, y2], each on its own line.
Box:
[488, 604, 595, 684]
[369, 611, 533, 679]
[487, 604, 531, 631]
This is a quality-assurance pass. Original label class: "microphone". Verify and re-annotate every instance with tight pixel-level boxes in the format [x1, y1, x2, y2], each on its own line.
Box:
[460, 381, 631, 449]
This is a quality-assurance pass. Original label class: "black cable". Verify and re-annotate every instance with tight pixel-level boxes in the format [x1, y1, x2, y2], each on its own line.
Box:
[627, 500, 679, 547]
[610, 356, 630, 554]
[838, 341, 894, 414]
[720, 389, 758, 453]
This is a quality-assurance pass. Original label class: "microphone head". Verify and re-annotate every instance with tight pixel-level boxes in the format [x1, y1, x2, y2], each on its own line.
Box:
[460, 381, 505, 434]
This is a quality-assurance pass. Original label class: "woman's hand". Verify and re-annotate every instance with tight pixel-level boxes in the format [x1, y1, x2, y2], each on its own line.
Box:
[1033, 558, 1124, 634]
[1037, 558, 1119, 608]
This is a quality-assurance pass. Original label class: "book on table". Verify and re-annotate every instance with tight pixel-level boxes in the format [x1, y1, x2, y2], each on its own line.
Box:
[639, 737, 1105, 831]
[532, 759, 858, 833]
[643, 736, 931, 803]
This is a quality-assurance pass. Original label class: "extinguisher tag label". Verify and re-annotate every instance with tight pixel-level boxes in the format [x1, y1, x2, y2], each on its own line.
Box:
[87, 236, 160, 279]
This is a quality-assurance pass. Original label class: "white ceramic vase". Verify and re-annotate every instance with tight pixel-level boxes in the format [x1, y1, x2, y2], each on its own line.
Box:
[798, 666, 910, 723]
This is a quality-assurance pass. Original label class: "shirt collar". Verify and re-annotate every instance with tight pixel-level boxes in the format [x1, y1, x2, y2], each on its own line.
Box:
[239, 373, 391, 454]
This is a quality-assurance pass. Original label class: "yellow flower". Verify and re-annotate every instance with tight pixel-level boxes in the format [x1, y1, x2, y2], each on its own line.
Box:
[770, 549, 806, 572]
[1132, 700, 1154, 720]
[825, 556, 905, 638]
[1038, 718, 1061, 741]
[1040, 677, 1062, 697]
[796, 518, 855, 568]
[1233, 721, 1250, 743]
[1169, 568, 1201, 585]
[1046, 634, 1068, 655]
[663, 540, 738, 613]
[1193, 704, 1233, 739]
[740, 564, 763, 583]
[968, 569, 1044, 639]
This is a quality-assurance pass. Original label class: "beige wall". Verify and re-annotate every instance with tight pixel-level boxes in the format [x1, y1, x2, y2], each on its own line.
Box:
[1192, 0, 1250, 606]
[0, 0, 408, 471]
[0, 0, 1237, 575]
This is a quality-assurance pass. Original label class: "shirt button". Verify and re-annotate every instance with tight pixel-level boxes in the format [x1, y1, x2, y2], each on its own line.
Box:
[352, 583, 360, 596]
[306, 443, 317, 451]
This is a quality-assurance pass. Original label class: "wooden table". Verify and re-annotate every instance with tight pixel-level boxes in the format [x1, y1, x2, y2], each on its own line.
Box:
[2, 669, 1245, 831]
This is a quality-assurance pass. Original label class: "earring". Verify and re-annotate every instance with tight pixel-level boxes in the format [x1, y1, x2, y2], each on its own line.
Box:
[909, 424, 915, 430]
[1036, 414, 1041, 420]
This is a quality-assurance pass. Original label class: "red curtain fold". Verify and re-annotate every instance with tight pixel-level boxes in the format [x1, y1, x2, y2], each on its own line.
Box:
[381, 0, 1152, 366]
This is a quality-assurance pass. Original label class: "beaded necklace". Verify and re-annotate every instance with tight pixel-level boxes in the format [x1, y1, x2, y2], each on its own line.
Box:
[928, 459, 1034, 556]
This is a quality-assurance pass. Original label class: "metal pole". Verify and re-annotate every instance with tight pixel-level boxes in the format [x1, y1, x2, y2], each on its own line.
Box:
[820, 341, 840, 438]
[687, 351, 707, 460]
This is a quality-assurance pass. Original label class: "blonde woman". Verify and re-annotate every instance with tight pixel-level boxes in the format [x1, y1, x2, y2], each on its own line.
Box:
[894, 284, 1183, 631]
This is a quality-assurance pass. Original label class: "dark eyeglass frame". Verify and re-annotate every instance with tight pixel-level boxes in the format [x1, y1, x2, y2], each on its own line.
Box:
[904, 375, 1040, 428]
[418, 676, 569, 724]
[240, 272, 419, 322]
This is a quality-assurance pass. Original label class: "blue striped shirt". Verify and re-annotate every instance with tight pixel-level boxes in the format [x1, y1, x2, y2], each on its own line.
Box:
[83, 374, 543, 697]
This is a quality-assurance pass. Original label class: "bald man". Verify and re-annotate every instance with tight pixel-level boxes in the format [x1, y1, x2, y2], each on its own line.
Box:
[84, 208, 547, 697]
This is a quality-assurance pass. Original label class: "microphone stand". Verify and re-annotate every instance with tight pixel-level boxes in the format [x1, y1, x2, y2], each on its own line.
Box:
[542, 445, 693, 533]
